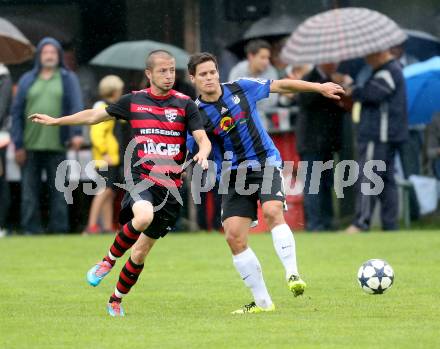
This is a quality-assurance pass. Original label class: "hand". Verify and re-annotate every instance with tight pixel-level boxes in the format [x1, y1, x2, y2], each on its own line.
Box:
[193, 151, 209, 170]
[28, 113, 58, 126]
[319, 82, 345, 100]
[331, 73, 353, 87]
[70, 136, 84, 151]
[103, 154, 113, 166]
[15, 148, 27, 167]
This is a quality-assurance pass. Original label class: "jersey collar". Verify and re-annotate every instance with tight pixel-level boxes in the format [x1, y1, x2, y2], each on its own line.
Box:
[197, 85, 225, 105]
[146, 87, 172, 100]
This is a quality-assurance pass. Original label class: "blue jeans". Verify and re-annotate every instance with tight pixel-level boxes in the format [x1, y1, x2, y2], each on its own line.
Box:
[21, 151, 69, 233]
[301, 152, 335, 231]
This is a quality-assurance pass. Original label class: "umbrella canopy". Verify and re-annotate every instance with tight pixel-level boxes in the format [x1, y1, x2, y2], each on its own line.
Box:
[281, 7, 407, 65]
[7, 17, 72, 46]
[227, 15, 301, 57]
[339, 29, 440, 78]
[0, 17, 35, 64]
[404, 29, 440, 62]
[90, 40, 190, 70]
[404, 56, 440, 125]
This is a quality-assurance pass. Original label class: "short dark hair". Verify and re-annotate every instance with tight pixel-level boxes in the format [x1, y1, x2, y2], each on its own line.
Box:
[245, 39, 271, 56]
[145, 50, 174, 70]
[187, 52, 219, 76]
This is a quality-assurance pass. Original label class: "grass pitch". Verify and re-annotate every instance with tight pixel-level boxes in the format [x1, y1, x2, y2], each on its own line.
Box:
[1, 231, 439, 349]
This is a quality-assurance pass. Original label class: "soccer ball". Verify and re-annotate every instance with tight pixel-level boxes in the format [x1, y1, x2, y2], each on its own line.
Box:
[357, 259, 394, 294]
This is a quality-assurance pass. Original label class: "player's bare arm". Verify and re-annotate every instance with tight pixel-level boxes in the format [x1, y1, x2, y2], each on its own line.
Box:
[29, 108, 113, 126]
[191, 129, 211, 170]
[270, 79, 345, 100]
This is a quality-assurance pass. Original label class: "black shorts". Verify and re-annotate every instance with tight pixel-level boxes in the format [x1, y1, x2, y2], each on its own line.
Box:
[96, 165, 122, 190]
[119, 183, 182, 239]
[220, 166, 286, 223]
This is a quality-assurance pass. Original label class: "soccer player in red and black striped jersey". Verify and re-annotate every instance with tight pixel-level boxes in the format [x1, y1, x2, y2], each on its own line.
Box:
[30, 50, 211, 317]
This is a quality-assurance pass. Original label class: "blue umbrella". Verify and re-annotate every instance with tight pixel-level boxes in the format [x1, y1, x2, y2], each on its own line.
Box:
[404, 56, 440, 125]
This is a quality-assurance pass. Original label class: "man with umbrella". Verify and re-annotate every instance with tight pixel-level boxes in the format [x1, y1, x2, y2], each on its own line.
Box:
[346, 49, 408, 233]
[280, 8, 409, 232]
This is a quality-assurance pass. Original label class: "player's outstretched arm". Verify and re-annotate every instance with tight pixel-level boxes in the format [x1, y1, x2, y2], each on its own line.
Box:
[270, 79, 345, 100]
[29, 108, 112, 126]
[192, 129, 212, 170]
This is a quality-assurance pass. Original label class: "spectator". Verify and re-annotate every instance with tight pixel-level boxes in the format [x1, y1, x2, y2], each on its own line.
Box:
[270, 37, 290, 79]
[11, 37, 84, 234]
[84, 75, 124, 234]
[426, 113, 440, 179]
[354, 45, 420, 220]
[297, 63, 347, 231]
[346, 50, 408, 233]
[0, 63, 12, 238]
[278, 64, 312, 107]
[228, 39, 278, 127]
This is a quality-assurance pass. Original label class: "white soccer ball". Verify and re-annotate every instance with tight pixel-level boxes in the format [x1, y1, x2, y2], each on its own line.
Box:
[357, 259, 394, 294]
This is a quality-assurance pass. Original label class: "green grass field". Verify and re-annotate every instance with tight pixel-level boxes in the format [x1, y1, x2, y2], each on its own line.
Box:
[1, 231, 439, 349]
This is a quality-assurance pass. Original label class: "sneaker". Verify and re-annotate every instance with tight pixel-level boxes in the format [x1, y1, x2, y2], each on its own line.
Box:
[231, 301, 275, 314]
[345, 225, 362, 234]
[287, 275, 307, 297]
[87, 261, 113, 287]
[107, 301, 125, 317]
[82, 224, 101, 235]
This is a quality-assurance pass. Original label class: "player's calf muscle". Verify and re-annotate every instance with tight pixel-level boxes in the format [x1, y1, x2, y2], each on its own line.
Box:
[131, 237, 155, 264]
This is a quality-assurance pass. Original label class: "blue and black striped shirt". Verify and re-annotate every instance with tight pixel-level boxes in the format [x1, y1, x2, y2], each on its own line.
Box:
[194, 78, 282, 171]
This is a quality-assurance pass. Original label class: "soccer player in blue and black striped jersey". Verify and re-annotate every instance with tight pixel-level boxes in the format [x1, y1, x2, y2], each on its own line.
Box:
[187, 52, 344, 314]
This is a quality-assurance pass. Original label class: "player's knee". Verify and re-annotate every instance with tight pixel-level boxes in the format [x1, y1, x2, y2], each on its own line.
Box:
[132, 203, 154, 231]
[263, 205, 283, 225]
[225, 230, 246, 252]
[135, 215, 153, 231]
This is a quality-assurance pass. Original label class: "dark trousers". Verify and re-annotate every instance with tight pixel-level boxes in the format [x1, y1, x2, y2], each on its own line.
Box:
[301, 152, 335, 231]
[21, 150, 69, 233]
[0, 148, 9, 229]
[353, 142, 398, 231]
[397, 130, 422, 220]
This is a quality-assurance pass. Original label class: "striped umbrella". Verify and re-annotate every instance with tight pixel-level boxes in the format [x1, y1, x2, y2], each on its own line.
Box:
[281, 7, 407, 65]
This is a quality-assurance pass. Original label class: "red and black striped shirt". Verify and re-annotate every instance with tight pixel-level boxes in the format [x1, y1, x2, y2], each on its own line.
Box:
[106, 88, 203, 187]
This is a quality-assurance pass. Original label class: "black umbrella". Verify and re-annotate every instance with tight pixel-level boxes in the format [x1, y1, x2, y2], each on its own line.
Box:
[227, 14, 301, 57]
[7, 17, 72, 46]
[404, 29, 440, 61]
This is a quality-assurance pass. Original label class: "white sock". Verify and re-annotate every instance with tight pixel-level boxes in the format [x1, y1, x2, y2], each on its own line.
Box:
[271, 224, 299, 279]
[108, 251, 117, 261]
[114, 288, 126, 299]
[232, 247, 273, 309]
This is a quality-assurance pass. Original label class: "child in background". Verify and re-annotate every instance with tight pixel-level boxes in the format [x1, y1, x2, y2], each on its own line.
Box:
[84, 75, 124, 234]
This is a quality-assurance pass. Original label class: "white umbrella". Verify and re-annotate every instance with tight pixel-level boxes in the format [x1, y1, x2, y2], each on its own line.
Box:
[281, 7, 407, 65]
